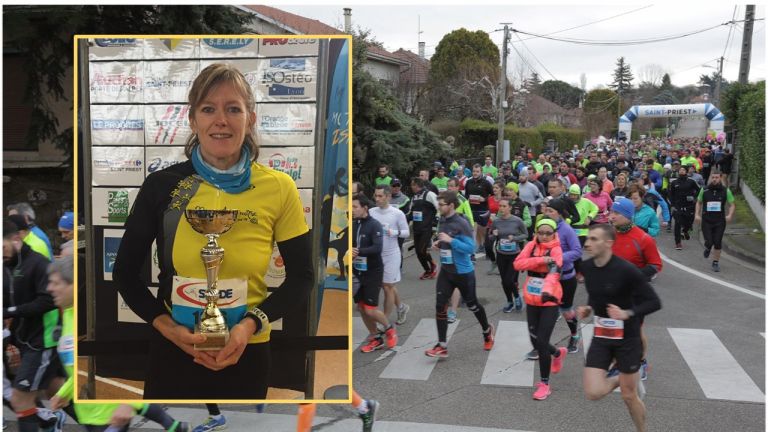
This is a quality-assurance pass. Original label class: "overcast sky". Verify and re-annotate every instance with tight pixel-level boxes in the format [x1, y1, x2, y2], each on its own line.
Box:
[279, 4, 765, 91]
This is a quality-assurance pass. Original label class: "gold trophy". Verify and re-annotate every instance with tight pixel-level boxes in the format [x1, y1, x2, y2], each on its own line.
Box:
[184, 209, 238, 351]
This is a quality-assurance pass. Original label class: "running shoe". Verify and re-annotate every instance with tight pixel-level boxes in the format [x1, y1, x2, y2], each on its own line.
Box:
[361, 336, 384, 353]
[666, 226, 672, 233]
[384, 326, 398, 349]
[418, 271, 431, 280]
[675, 243, 683, 250]
[502, 302, 515, 313]
[192, 416, 227, 432]
[551, 347, 567, 374]
[360, 400, 379, 432]
[396, 303, 410, 325]
[514, 296, 523, 311]
[684, 230, 691, 240]
[486, 261, 498, 275]
[483, 324, 495, 351]
[426, 270, 437, 279]
[447, 310, 457, 323]
[41, 410, 66, 432]
[703, 247, 711, 258]
[712, 261, 720, 272]
[175, 422, 191, 432]
[640, 359, 649, 381]
[567, 335, 580, 354]
[425, 344, 448, 358]
[526, 349, 539, 360]
[532, 382, 551, 400]
[606, 367, 620, 378]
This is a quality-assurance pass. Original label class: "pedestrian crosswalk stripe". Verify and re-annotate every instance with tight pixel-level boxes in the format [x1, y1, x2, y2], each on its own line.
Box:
[379, 318, 460, 380]
[353, 316, 368, 348]
[481, 321, 534, 386]
[668, 328, 765, 403]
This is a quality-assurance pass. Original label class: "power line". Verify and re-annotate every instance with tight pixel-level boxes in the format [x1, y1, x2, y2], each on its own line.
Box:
[722, 6, 738, 60]
[511, 5, 654, 43]
[513, 31, 557, 81]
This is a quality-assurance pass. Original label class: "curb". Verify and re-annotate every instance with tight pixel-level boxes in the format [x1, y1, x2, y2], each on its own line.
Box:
[697, 229, 765, 267]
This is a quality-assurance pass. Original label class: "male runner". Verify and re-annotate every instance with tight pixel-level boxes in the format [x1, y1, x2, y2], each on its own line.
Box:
[578, 224, 662, 432]
[465, 165, 493, 253]
[410, 178, 438, 280]
[669, 166, 700, 250]
[694, 171, 735, 272]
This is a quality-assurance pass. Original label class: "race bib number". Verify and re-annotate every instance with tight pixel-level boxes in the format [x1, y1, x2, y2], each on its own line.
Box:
[498, 239, 518, 253]
[353, 256, 368, 271]
[525, 277, 544, 296]
[413, 211, 423, 222]
[469, 194, 481, 204]
[171, 276, 248, 331]
[594, 315, 624, 340]
[614, 196, 625, 201]
[706, 201, 722, 212]
[58, 334, 75, 367]
[438, 187, 447, 192]
[440, 249, 453, 265]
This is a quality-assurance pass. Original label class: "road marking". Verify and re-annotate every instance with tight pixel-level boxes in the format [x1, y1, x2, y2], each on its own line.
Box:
[668, 328, 765, 403]
[481, 321, 534, 387]
[659, 252, 765, 299]
[77, 370, 143, 395]
[380, 318, 459, 380]
[761, 332, 765, 338]
[353, 316, 368, 348]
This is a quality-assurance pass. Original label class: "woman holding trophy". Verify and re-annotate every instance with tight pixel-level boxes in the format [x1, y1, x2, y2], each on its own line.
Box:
[114, 63, 313, 399]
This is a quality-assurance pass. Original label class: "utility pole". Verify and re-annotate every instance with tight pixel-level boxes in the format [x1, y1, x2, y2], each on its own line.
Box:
[497, 24, 509, 165]
[733, 4, 755, 189]
[714, 56, 723, 106]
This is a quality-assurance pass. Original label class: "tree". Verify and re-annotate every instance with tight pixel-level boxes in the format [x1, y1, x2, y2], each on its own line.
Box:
[608, 56, 634, 94]
[353, 31, 448, 192]
[524, 72, 542, 93]
[583, 89, 619, 138]
[660, 73, 673, 91]
[538, 80, 583, 109]
[3, 5, 251, 160]
[638, 63, 666, 87]
[425, 28, 500, 122]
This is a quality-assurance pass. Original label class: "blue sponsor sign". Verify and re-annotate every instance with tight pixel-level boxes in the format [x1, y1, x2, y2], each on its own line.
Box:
[95, 39, 137, 47]
[269, 84, 305, 96]
[92, 119, 144, 130]
[203, 38, 253, 50]
[269, 58, 306, 71]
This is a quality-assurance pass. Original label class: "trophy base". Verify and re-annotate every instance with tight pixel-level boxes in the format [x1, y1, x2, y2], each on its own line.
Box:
[194, 329, 229, 351]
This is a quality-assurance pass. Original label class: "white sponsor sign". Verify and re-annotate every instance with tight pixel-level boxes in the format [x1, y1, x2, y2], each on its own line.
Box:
[90, 105, 145, 145]
[255, 57, 317, 102]
[145, 146, 187, 177]
[103, 228, 124, 281]
[144, 104, 192, 146]
[143, 60, 198, 103]
[117, 287, 158, 323]
[256, 103, 316, 147]
[89, 61, 144, 103]
[89, 38, 144, 61]
[258, 37, 319, 57]
[258, 146, 315, 188]
[91, 188, 139, 227]
[91, 146, 145, 186]
[199, 38, 259, 58]
[143, 38, 199, 59]
[637, 104, 707, 118]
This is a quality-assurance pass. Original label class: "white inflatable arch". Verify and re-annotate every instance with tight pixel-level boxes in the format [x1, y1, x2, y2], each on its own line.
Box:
[618, 103, 725, 140]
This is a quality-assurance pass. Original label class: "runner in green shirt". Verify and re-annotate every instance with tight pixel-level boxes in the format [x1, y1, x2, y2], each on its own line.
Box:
[431, 166, 450, 192]
[375, 164, 393, 186]
[482, 156, 498, 178]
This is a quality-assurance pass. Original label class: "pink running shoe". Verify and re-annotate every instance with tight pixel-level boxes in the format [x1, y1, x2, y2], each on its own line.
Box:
[551, 347, 568, 374]
[532, 382, 551, 400]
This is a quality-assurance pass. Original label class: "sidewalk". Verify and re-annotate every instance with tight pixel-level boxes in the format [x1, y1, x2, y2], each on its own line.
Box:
[698, 194, 765, 267]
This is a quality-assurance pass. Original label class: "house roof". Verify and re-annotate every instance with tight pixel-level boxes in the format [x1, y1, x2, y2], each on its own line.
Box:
[243, 5, 407, 65]
[392, 49, 430, 83]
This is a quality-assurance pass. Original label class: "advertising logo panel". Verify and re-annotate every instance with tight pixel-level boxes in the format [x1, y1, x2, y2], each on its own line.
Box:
[89, 38, 144, 61]
[259, 37, 319, 57]
[144, 146, 187, 177]
[143, 38, 199, 59]
[103, 228, 124, 281]
[91, 146, 145, 187]
[90, 61, 144, 104]
[255, 57, 317, 102]
[91, 188, 140, 227]
[144, 104, 192, 146]
[117, 287, 158, 323]
[90, 105, 145, 145]
[258, 146, 315, 188]
[199, 38, 258, 58]
[143, 60, 198, 103]
[256, 103, 316, 147]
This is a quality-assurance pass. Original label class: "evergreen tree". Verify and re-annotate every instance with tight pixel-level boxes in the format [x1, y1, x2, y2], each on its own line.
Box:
[660, 73, 673, 91]
[524, 72, 542, 93]
[609, 56, 634, 94]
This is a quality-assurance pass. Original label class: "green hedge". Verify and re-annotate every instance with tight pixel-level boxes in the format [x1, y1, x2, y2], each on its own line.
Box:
[736, 81, 765, 202]
[459, 118, 586, 157]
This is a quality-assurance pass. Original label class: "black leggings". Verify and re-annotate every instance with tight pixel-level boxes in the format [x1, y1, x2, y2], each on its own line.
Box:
[702, 220, 726, 250]
[559, 277, 579, 336]
[673, 209, 695, 243]
[496, 253, 520, 302]
[144, 330, 271, 399]
[526, 305, 559, 380]
[574, 236, 586, 273]
[414, 231, 435, 272]
[435, 271, 490, 343]
[484, 232, 496, 263]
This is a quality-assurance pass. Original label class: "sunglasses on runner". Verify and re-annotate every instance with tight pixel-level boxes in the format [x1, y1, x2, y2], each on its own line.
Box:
[537, 230, 555, 236]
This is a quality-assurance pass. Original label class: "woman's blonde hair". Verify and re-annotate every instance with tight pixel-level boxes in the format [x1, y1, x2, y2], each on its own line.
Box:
[184, 63, 258, 160]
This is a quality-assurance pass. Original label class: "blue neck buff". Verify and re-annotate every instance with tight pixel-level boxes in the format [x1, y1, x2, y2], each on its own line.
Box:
[191, 144, 252, 194]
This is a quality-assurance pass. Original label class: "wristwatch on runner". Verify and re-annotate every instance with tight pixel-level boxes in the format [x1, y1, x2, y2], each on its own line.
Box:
[245, 307, 269, 335]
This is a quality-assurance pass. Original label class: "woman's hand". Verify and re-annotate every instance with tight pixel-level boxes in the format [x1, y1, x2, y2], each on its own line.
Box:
[49, 395, 69, 410]
[152, 314, 207, 360]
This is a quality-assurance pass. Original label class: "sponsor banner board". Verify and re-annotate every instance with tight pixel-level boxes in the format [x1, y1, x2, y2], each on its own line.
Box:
[91, 188, 140, 227]
[258, 146, 315, 188]
[258, 37, 319, 57]
[144, 104, 192, 146]
[199, 37, 259, 58]
[199, 58, 261, 100]
[117, 287, 159, 323]
[91, 146, 145, 186]
[255, 57, 317, 102]
[145, 146, 186, 177]
[89, 38, 144, 61]
[143, 60, 198, 103]
[90, 105, 145, 145]
[103, 228, 124, 281]
[89, 61, 144, 104]
[256, 103, 316, 147]
[143, 38, 199, 59]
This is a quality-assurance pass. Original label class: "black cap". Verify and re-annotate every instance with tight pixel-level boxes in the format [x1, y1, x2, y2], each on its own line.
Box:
[391, 178, 402, 187]
[8, 214, 29, 231]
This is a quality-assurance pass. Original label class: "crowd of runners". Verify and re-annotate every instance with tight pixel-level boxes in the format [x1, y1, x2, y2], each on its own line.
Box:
[352, 135, 736, 432]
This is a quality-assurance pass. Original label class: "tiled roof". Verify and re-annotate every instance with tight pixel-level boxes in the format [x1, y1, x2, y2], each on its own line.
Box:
[244, 5, 343, 35]
[392, 49, 430, 84]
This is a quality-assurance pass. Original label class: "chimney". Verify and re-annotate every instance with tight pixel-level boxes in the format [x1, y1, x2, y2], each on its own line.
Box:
[418, 41, 425, 59]
[343, 8, 352, 33]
